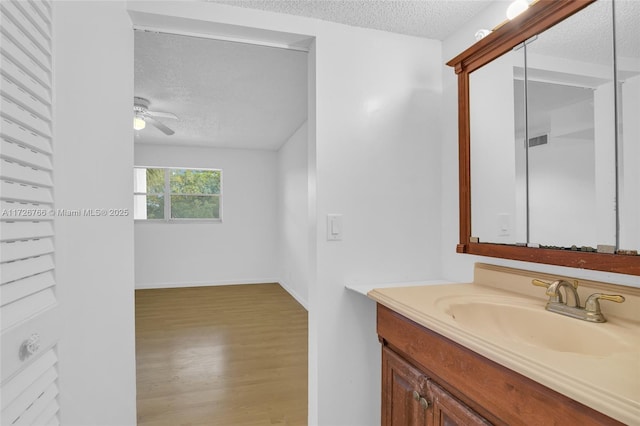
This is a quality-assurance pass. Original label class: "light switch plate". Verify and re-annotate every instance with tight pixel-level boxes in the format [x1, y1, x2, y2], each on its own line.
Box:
[498, 213, 511, 236]
[327, 214, 343, 241]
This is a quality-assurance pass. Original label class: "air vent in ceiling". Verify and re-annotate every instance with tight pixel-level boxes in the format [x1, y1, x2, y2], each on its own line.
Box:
[528, 134, 548, 148]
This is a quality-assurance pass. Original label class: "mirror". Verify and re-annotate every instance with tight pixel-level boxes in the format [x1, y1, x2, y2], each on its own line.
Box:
[616, 0, 640, 254]
[448, 0, 640, 275]
[468, 45, 525, 245]
[525, 1, 618, 250]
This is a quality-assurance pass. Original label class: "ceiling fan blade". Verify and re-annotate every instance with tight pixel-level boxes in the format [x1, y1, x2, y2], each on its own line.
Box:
[146, 110, 178, 120]
[146, 116, 175, 135]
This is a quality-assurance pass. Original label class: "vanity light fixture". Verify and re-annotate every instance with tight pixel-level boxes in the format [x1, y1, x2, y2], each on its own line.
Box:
[491, 0, 536, 33]
[506, 0, 531, 20]
[133, 114, 146, 131]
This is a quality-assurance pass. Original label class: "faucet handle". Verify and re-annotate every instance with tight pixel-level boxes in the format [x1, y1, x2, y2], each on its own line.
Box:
[532, 279, 562, 302]
[585, 293, 625, 313]
[532, 279, 552, 288]
[532, 278, 578, 289]
[597, 294, 625, 304]
[584, 293, 625, 322]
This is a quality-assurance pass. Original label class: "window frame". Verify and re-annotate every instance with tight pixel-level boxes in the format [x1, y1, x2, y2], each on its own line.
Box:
[134, 166, 223, 223]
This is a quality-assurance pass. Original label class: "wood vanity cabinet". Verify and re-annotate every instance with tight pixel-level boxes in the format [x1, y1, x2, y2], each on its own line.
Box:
[382, 346, 430, 426]
[377, 304, 624, 426]
[383, 346, 489, 426]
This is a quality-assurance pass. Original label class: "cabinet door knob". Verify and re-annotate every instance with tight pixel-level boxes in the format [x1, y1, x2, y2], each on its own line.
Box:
[419, 397, 430, 409]
[412, 390, 420, 402]
[19, 333, 40, 361]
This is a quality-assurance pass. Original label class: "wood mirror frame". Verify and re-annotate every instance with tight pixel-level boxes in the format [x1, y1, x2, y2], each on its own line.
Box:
[446, 0, 640, 276]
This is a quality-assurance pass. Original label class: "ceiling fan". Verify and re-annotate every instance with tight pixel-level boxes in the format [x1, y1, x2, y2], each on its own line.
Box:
[133, 97, 178, 135]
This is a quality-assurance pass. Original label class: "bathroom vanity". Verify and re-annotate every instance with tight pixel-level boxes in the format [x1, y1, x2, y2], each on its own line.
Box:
[378, 0, 640, 422]
[369, 264, 640, 425]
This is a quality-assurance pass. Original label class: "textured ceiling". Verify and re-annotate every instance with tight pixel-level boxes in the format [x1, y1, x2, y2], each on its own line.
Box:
[135, 1, 496, 149]
[528, 0, 640, 67]
[134, 1, 638, 150]
[209, 0, 495, 40]
[134, 30, 308, 149]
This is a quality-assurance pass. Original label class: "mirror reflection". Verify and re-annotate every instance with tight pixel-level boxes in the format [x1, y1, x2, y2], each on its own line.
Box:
[470, 48, 525, 245]
[524, 0, 615, 249]
[616, 0, 640, 252]
[469, 0, 639, 252]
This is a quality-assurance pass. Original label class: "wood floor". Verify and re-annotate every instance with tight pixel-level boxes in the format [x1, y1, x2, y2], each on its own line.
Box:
[135, 284, 308, 426]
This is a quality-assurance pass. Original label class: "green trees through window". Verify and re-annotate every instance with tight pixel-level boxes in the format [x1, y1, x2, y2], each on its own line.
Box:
[134, 167, 222, 220]
[144, 168, 164, 219]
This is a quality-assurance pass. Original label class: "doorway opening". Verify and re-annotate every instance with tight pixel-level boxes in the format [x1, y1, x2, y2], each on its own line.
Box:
[132, 25, 315, 424]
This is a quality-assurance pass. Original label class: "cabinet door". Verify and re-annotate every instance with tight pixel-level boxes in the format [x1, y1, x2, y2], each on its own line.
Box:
[382, 346, 430, 426]
[428, 380, 491, 426]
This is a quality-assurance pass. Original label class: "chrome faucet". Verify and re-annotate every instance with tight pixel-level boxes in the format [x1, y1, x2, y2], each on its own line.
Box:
[532, 279, 625, 323]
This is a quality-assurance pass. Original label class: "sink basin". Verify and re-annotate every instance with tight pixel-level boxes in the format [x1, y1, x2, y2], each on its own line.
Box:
[439, 297, 635, 356]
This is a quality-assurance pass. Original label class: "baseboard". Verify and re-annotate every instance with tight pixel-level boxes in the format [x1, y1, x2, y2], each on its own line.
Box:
[135, 278, 280, 290]
[278, 280, 309, 311]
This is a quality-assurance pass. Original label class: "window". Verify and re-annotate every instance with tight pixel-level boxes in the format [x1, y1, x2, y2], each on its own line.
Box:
[134, 167, 222, 221]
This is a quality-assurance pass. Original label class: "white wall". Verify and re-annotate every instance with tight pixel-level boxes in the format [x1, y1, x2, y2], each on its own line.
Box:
[306, 41, 319, 423]
[441, 2, 640, 287]
[619, 74, 640, 251]
[469, 53, 520, 244]
[134, 144, 278, 288]
[53, 2, 137, 424]
[277, 122, 309, 308]
[312, 23, 443, 426]
[593, 82, 617, 247]
[529, 136, 596, 246]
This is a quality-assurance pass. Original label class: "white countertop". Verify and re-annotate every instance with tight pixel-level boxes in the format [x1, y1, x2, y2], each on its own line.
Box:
[345, 279, 454, 296]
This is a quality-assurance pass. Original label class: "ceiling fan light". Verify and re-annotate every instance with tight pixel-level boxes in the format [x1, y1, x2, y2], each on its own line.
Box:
[133, 115, 146, 130]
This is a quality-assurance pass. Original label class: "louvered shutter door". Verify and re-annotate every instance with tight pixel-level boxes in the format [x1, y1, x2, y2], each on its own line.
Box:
[1, 1, 61, 425]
